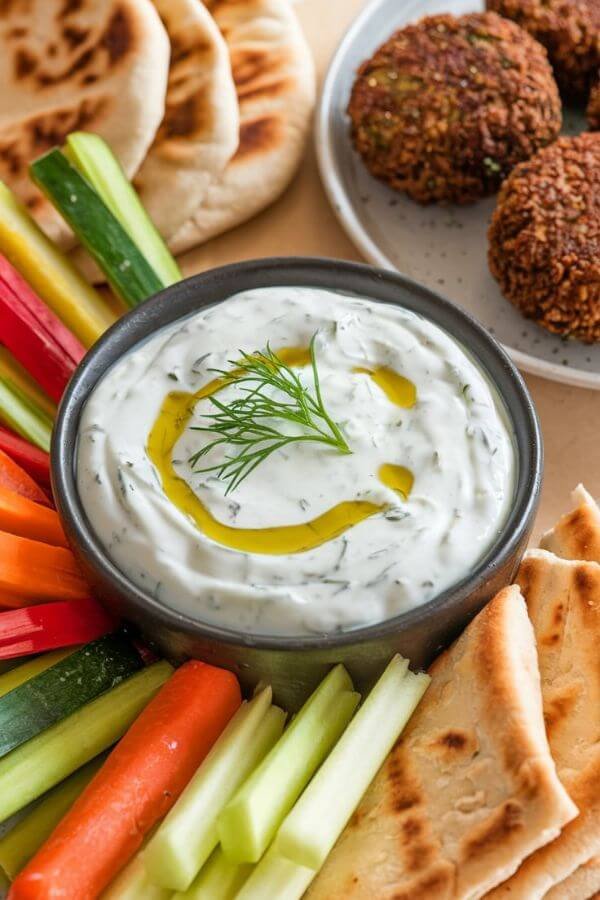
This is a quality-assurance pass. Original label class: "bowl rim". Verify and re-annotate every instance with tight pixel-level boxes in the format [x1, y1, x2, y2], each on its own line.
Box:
[52, 256, 543, 650]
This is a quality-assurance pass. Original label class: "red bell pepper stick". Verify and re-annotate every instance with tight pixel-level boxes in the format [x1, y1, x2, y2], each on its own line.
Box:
[0, 254, 85, 403]
[0, 427, 50, 487]
[0, 447, 51, 507]
[0, 597, 117, 659]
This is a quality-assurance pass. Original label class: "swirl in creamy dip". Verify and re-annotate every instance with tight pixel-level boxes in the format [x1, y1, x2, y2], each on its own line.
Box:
[77, 287, 516, 635]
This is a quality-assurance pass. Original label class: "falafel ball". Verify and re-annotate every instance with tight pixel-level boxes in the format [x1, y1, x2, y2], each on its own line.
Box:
[588, 78, 600, 130]
[347, 12, 562, 205]
[488, 133, 600, 343]
[486, 0, 600, 102]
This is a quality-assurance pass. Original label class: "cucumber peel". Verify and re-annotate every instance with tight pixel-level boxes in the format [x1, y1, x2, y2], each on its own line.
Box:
[65, 133, 181, 287]
[0, 660, 172, 823]
[30, 149, 164, 308]
[0, 633, 143, 759]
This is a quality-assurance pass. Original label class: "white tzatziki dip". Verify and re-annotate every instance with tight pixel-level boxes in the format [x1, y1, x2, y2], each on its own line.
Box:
[77, 287, 516, 636]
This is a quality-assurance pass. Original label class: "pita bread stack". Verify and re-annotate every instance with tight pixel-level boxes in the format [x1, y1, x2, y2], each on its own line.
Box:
[527, 486, 600, 900]
[307, 585, 577, 900]
[487, 547, 600, 898]
[169, 0, 316, 253]
[308, 485, 600, 900]
[0, 0, 315, 263]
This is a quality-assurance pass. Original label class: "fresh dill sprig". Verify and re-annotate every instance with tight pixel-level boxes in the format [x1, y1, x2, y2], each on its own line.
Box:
[189, 333, 351, 494]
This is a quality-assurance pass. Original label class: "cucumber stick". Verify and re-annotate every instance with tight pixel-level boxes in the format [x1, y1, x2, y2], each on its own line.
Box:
[66, 133, 181, 287]
[145, 688, 286, 891]
[0, 181, 114, 348]
[30, 150, 164, 308]
[0, 660, 172, 823]
[175, 847, 253, 900]
[0, 377, 53, 453]
[0, 633, 143, 759]
[236, 846, 314, 900]
[276, 659, 430, 871]
[0, 756, 103, 879]
[218, 666, 360, 864]
[0, 649, 74, 699]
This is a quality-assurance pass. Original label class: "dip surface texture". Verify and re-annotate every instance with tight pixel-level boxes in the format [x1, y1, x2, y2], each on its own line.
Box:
[77, 287, 516, 635]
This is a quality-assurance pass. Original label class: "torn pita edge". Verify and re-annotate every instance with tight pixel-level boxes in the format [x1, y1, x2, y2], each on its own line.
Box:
[540, 484, 600, 563]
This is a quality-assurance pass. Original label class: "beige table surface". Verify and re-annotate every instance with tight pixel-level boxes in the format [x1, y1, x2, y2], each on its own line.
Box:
[181, 0, 599, 541]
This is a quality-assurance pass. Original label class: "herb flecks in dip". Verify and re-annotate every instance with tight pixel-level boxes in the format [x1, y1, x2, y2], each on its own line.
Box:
[77, 287, 516, 635]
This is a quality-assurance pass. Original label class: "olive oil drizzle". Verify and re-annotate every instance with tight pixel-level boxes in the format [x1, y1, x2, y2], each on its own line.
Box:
[146, 348, 416, 556]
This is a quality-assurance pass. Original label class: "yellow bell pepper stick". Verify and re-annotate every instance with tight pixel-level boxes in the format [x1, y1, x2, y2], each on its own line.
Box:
[0, 183, 115, 347]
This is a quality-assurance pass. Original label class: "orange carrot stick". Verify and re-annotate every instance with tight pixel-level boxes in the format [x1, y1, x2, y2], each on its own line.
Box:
[9, 660, 241, 900]
[0, 448, 50, 507]
[0, 530, 88, 606]
[0, 485, 67, 547]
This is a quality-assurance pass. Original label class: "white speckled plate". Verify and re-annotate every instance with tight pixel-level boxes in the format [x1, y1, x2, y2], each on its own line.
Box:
[316, 0, 600, 389]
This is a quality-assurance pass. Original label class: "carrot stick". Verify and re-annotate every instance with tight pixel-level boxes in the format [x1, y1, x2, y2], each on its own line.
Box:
[0, 448, 51, 507]
[0, 485, 67, 546]
[0, 530, 89, 606]
[9, 660, 241, 900]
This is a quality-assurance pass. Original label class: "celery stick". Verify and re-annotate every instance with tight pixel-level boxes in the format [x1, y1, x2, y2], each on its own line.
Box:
[66, 133, 181, 287]
[276, 659, 430, 870]
[218, 665, 360, 864]
[0, 347, 57, 422]
[102, 851, 171, 900]
[0, 182, 115, 348]
[0, 660, 172, 823]
[0, 378, 52, 452]
[236, 846, 314, 900]
[174, 847, 253, 900]
[145, 688, 285, 891]
[0, 650, 74, 699]
[0, 756, 103, 878]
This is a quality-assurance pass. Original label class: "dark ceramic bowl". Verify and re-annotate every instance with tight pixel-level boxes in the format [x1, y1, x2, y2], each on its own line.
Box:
[52, 258, 542, 709]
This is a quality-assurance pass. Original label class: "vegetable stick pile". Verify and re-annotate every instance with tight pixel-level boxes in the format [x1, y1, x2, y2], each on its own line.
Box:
[0, 651, 426, 899]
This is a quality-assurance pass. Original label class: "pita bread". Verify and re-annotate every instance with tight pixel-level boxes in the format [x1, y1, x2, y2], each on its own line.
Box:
[169, 0, 315, 254]
[132, 0, 238, 240]
[538, 487, 600, 900]
[307, 586, 576, 900]
[0, 0, 170, 246]
[487, 549, 600, 898]
[545, 857, 600, 900]
[540, 484, 600, 564]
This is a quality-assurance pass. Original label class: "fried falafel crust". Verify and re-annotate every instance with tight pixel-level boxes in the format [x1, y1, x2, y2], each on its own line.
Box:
[347, 12, 561, 205]
[488, 133, 600, 343]
[487, 0, 600, 102]
[588, 79, 600, 131]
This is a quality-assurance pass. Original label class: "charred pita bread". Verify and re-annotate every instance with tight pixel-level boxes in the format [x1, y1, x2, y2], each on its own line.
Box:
[169, 0, 315, 254]
[307, 586, 576, 900]
[0, 0, 169, 246]
[132, 0, 238, 241]
[538, 487, 600, 900]
[540, 484, 600, 564]
[487, 549, 600, 898]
